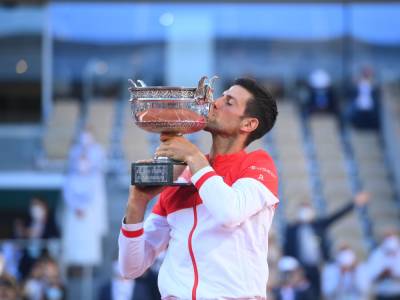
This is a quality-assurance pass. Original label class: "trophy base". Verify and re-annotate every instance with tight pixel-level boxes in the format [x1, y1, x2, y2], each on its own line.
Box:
[131, 158, 192, 186]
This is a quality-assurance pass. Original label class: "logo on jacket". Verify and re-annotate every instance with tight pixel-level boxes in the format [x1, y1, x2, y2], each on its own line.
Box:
[250, 166, 277, 178]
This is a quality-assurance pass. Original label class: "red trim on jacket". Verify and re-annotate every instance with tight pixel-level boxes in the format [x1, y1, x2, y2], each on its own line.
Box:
[120, 227, 144, 238]
[188, 203, 199, 300]
[194, 171, 217, 190]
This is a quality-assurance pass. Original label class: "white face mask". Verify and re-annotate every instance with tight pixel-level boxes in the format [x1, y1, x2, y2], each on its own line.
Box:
[298, 207, 315, 222]
[80, 132, 93, 147]
[25, 279, 43, 298]
[30, 205, 46, 221]
[45, 286, 63, 300]
[337, 249, 356, 268]
[382, 236, 400, 253]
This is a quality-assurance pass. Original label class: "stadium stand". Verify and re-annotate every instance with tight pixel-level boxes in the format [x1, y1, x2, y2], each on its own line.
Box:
[42, 99, 79, 161]
[310, 115, 365, 257]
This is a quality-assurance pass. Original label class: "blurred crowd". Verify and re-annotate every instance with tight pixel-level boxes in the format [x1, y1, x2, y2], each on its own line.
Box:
[268, 192, 400, 300]
[297, 66, 381, 131]
[0, 66, 397, 300]
[269, 230, 400, 300]
[1, 188, 399, 299]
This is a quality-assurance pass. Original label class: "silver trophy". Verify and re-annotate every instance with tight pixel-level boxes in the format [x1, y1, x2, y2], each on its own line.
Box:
[129, 76, 217, 186]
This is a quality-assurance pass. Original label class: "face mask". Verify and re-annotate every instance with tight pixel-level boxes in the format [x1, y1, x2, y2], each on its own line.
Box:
[25, 279, 43, 298]
[337, 249, 356, 268]
[80, 132, 93, 147]
[382, 236, 400, 253]
[298, 207, 315, 222]
[30, 205, 46, 221]
[45, 286, 63, 300]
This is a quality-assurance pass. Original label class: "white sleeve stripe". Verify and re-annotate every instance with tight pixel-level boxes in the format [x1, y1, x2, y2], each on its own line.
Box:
[121, 219, 144, 231]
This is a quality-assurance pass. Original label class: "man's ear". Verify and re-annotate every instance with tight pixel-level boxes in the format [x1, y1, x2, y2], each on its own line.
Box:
[240, 117, 259, 133]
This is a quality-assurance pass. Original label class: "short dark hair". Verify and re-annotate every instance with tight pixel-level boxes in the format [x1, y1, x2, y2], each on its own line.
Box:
[234, 78, 278, 146]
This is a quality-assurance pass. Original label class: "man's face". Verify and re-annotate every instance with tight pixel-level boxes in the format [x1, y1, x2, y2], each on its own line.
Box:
[205, 85, 252, 136]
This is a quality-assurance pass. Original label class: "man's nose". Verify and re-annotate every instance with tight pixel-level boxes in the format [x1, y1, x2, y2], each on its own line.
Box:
[213, 97, 223, 109]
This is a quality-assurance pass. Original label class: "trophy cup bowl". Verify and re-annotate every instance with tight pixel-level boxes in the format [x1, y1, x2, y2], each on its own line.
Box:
[129, 76, 217, 186]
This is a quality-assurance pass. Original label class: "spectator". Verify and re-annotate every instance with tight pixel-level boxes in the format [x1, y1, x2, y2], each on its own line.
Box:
[13, 197, 60, 240]
[1, 243, 20, 280]
[322, 246, 370, 300]
[368, 230, 400, 300]
[283, 191, 369, 295]
[272, 256, 316, 300]
[13, 197, 60, 280]
[42, 259, 65, 300]
[348, 66, 380, 130]
[99, 260, 160, 300]
[99, 261, 136, 300]
[23, 259, 46, 300]
[62, 128, 108, 269]
[23, 258, 65, 300]
[0, 273, 19, 300]
[306, 69, 337, 115]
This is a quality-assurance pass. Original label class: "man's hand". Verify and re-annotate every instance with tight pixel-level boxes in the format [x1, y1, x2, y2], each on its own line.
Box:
[155, 133, 209, 175]
[125, 185, 164, 224]
[125, 159, 165, 224]
[354, 191, 370, 207]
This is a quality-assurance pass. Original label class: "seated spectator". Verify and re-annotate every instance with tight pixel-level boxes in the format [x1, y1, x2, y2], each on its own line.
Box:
[99, 261, 136, 300]
[306, 69, 337, 115]
[367, 230, 400, 300]
[0, 273, 19, 300]
[14, 197, 60, 240]
[272, 256, 316, 300]
[42, 258, 65, 300]
[23, 259, 46, 300]
[99, 260, 160, 300]
[322, 246, 370, 300]
[23, 257, 65, 300]
[283, 192, 369, 296]
[347, 66, 380, 130]
[13, 197, 60, 280]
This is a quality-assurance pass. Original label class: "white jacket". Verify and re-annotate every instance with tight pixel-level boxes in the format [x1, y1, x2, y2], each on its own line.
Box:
[119, 150, 279, 300]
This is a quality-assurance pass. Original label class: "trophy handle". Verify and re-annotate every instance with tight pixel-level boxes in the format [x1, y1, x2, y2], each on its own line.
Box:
[206, 75, 219, 102]
[195, 76, 207, 101]
[137, 80, 147, 87]
[128, 79, 147, 88]
[195, 75, 218, 103]
[128, 79, 138, 88]
[208, 75, 218, 91]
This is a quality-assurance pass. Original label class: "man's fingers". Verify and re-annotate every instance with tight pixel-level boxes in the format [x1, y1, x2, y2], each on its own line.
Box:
[160, 133, 176, 142]
[135, 159, 154, 163]
[155, 149, 172, 159]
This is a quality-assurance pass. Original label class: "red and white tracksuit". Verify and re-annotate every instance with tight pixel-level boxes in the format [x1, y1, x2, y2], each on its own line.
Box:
[118, 150, 279, 300]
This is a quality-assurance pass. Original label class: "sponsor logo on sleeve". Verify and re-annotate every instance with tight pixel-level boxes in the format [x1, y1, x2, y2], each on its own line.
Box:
[249, 166, 277, 179]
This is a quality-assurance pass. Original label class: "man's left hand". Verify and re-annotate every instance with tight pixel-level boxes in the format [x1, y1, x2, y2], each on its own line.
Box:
[155, 133, 209, 174]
